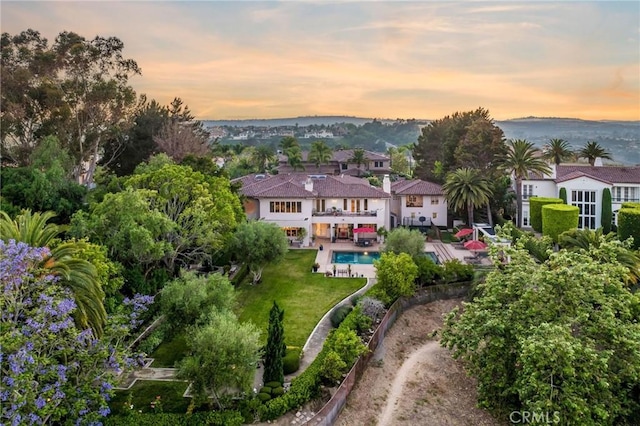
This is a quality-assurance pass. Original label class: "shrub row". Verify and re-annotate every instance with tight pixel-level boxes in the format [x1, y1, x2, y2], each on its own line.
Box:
[529, 197, 563, 232]
[230, 263, 249, 286]
[618, 203, 640, 249]
[258, 305, 371, 420]
[104, 410, 244, 426]
[330, 305, 353, 328]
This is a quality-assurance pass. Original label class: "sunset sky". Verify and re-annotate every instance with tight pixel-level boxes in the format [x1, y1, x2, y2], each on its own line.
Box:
[2, 1, 639, 121]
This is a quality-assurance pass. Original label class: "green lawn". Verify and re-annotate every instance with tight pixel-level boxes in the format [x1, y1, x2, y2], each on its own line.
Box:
[109, 380, 190, 415]
[150, 334, 188, 368]
[235, 250, 366, 347]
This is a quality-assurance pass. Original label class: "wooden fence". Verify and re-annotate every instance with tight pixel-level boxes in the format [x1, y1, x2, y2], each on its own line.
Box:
[304, 282, 471, 426]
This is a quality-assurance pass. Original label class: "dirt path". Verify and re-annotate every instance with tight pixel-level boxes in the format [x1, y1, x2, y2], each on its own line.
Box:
[377, 341, 439, 426]
[336, 299, 503, 426]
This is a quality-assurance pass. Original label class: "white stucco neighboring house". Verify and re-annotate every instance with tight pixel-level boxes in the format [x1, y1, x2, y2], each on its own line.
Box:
[389, 179, 448, 228]
[233, 173, 392, 246]
[521, 162, 640, 229]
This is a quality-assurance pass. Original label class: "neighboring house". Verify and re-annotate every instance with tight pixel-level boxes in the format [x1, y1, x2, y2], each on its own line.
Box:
[521, 161, 640, 229]
[276, 149, 391, 176]
[390, 179, 448, 228]
[233, 173, 392, 246]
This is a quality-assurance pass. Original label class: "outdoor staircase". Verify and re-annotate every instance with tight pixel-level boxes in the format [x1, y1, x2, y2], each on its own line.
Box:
[432, 242, 455, 263]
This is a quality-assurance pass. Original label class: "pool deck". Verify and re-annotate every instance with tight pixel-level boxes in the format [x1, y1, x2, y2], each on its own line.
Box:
[312, 239, 485, 278]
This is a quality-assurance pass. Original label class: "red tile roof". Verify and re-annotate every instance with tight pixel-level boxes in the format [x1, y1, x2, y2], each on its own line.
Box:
[556, 165, 640, 184]
[391, 179, 444, 195]
[233, 173, 390, 199]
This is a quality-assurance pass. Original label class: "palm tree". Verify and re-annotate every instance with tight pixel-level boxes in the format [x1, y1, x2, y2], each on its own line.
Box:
[443, 168, 492, 226]
[251, 145, 275, 173]
[558, 228, 639, 284]
[578, 141, 613, 166]
[308, 140, 333, 171]
[285, 146, 305, 171]
[543, 138, 573, 165]
[499, 139, 551, 228]
[278, 136, 299, 152]
[0, 210, 106, 336]
[349, 148, 367, 176]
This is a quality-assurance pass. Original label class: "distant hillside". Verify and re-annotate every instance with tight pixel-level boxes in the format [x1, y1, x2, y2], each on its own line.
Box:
[202, 116, 379, 127]
[203, 116, 640, 165]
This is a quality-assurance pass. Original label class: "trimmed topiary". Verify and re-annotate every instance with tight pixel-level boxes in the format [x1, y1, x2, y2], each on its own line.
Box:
[257, 392, 271, 402]
[618, 206, 640, 249]
[530, 197, 563, 232]
[283, 347, 302, 375]
[330, 305, 353, 328]
[265, 381, 282, 389]
[601, 188, 612, 234]
[260, 386, 272, 395]
[272, 386, 284, 396]
[542, 204, 579, 242]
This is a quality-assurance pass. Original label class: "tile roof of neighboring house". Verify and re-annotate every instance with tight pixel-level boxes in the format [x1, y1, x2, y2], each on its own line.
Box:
[556, 165, 640, 184]
[277, 149, 388, 163]
[332, 149, 389, 162]
[233, 173, 390, 199]
[528, 165, 640, 184]
[391, 179, 444, 195]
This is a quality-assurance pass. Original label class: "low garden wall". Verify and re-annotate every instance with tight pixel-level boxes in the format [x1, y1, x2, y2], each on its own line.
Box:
[305, 282, 471, 426]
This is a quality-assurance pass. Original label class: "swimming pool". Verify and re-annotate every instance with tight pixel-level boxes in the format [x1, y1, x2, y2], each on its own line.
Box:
[332, 251, 381, 264]
[424, 251, 440, 264]
[331, 251, 440, 265]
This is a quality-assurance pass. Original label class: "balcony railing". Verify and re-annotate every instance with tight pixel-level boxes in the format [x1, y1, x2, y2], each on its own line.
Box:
[312, 209, 377, 217]
[402, 217, 432, 227]
[613, 198, 640, 203]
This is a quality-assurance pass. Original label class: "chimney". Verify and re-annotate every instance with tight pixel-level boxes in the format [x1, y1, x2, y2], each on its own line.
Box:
[305, 177, 313, 192]
[382, 174, 391, 194]
[548, 163, 556, 179]
[594, 157, 603, 167]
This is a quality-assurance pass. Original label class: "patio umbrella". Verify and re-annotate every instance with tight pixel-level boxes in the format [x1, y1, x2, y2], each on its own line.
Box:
[454, 228, 474, 238]
[353, 227, 376, 233]
[464, 240, 487, 251]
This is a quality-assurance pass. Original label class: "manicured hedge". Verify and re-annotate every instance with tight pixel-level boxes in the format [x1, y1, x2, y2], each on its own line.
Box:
[530, 197, 563, 232]
[618, 206, 640, 249]
[283, 347, 302, 375]
[542, 204, 579, 242]
[621, 202, 640, 210]
[601, 188, 612, 234]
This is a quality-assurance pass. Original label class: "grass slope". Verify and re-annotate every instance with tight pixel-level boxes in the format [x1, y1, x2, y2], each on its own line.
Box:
[235, 250, 366, 347]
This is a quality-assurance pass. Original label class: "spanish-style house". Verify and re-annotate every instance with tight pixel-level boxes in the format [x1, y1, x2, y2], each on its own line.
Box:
[233, 173, 392, 246]
[521, 161, 640, 229]
[276, 149, 391, 176]
[389, 179, 448, 228]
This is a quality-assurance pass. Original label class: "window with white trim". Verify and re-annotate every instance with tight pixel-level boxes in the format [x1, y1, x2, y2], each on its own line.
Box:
[612, 186, 639, 202]
[522, 184, 534, 200]
[270, 201, 302, 213]
[571, 190, 597, 229]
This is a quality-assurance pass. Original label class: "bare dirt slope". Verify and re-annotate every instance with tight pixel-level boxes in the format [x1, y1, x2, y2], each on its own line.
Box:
[336, 299, 503, 426]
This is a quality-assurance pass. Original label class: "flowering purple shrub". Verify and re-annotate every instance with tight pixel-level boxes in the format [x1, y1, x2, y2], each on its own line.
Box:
[0, 240, 151, 425]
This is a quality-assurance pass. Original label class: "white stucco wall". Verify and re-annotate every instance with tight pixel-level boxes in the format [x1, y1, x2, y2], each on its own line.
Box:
[399, 195, 448, 227]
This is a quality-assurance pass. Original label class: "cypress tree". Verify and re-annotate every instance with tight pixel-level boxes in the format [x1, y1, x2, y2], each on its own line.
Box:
[601, 188, 612, 234]
[559, 187, 567, 204]
[263, 301, 285, 384]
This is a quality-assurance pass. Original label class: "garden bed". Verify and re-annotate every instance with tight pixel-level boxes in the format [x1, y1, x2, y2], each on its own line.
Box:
[149, 334, 188, 368]
[109, 380, 190, 415]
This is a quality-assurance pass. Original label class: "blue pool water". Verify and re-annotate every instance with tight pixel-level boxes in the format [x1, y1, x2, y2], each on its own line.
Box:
[331, 251, 440, 265]
[332, 251, 381, 264]
[424, 251, 440, 264]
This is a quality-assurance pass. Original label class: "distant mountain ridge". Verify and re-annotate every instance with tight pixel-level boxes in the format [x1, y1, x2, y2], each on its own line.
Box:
[203, 115, 639, 127]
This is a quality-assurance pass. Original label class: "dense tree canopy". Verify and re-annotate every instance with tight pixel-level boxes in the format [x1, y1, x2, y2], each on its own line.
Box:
[383, 227, 426, 259]
[230, 221, 289, 284]
[413, 108, 505, 183]
[374, 252, 419, 303]
[441, 242, 640, 425]
[1, 29, 141, 184]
